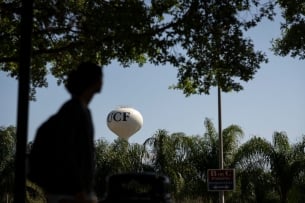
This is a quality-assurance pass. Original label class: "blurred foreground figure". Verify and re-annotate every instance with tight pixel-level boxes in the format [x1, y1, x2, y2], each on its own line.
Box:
[29, 62, 103, 203]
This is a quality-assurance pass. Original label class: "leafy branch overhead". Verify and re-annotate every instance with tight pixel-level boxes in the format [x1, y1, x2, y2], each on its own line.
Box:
[272, 0, 305, 59]
[0, 0, 300, 96]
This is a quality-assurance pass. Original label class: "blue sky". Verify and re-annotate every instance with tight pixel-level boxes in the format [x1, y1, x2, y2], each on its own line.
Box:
[0, 16, 304, 145]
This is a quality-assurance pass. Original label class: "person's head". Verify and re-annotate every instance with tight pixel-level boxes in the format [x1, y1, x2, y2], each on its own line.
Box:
[65, 62, 103, 96]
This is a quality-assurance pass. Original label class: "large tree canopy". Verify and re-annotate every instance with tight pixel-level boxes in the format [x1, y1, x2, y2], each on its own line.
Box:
[272, 0, 305, 59]
[0, 0, 276, 96]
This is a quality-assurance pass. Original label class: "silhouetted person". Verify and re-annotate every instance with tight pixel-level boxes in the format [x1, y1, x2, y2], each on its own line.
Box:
[30, 62, 103, 203]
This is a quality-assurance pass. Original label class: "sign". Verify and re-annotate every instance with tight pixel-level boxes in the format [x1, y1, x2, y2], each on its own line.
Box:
[207, 169, 235, 191]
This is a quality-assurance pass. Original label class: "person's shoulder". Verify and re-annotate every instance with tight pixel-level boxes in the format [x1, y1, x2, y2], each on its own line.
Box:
[58, 98, 86, 118]
[60, 98, 81, 110]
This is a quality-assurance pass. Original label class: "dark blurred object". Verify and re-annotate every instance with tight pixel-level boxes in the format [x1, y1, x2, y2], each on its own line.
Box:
[101, 172, 172, 203]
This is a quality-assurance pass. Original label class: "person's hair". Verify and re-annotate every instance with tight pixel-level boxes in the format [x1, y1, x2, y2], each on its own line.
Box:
[65, 62, 102, 96]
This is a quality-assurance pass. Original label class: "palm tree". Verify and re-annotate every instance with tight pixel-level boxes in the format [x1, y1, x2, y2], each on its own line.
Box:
[234, 132, 305, 203]
[143, 119, 244, 202]
[144, 129, 184, 196]
[199, 118, 244, 202]
[95, 138, 148, 198]
[222, 124, 244, 167]
[144, 129, 170, 174]
[288, 135, 305, 201]
[271, 132, 305, 203]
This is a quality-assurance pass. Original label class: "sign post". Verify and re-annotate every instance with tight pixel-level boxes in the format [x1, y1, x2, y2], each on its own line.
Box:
[207, 169, 235, 191]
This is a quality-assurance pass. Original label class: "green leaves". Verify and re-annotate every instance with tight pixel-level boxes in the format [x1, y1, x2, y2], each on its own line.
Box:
[0, 126, 16, 171]
[272, 0, 305, 59]
[0, 126, 16, 203]
[234, 132, 305, 203]
[1, 123, 304, 201]
[272, 22, 305, 59]
[0, 0, 277, 98]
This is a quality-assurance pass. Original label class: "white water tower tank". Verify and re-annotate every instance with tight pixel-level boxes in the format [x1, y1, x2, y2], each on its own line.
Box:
[107, 107, 143, 139]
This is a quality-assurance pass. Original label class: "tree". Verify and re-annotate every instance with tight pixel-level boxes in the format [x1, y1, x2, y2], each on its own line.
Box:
[222, 123, 244, 166]
[144, 130, 173, 173]
[0, 126, 47, 203]
[176, 133, 211, 202]
[0, 0, 155, 96]
[0, 126, 16, 203]
[233, 136, 278, 202]
[94, 138, 147, 198]
[198, 118, 244, 202]
[94, 139, 111, 198]
[143, 119, 244, 202]
[272, 0, 305, 59]
[289, 135, 305, 201]
[0, 0, 274, 97]
[168, 0, 273, 95]
[271, 132, 305, 203]
[144, 130, 186, 200]
[234, 132, 305, 203]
